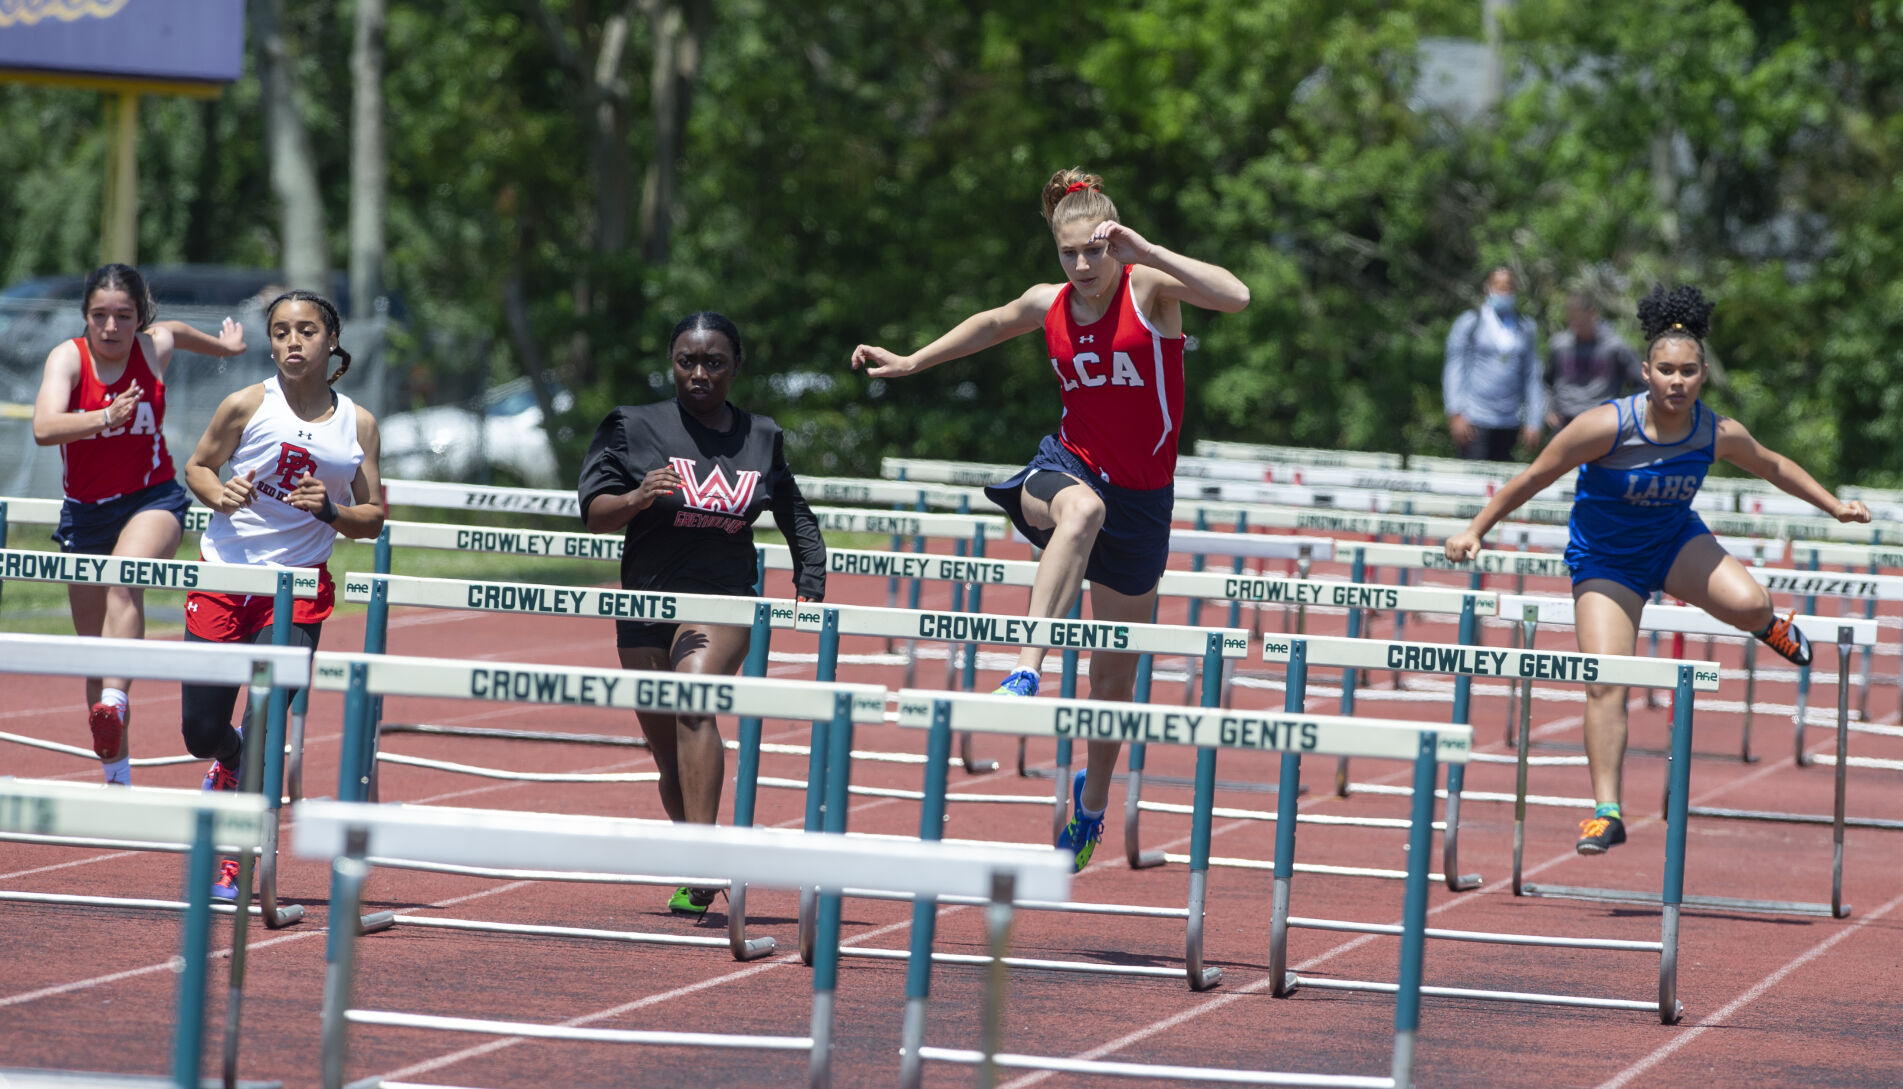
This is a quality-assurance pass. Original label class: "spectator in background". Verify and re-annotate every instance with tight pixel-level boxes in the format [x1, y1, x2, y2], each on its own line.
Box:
[1443, 266, 1543, 460]
[1546, 293, 1643, 431]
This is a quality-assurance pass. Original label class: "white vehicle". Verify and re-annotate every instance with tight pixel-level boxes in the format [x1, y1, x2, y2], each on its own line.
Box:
[380, 378, 570, 488]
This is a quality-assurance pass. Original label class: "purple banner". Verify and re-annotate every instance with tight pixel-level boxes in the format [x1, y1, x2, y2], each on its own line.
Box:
[0, 0, 244, 85]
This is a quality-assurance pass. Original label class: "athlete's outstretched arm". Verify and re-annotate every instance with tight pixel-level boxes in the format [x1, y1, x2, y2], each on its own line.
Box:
[185, 386, 268, 514]
[1444, 405, 1619, 561]
[849, 284, 1057, 379]
[1095, 222, 1249, 314]
[149, 319, 247, 360]
[1716, 419, 1870, 524]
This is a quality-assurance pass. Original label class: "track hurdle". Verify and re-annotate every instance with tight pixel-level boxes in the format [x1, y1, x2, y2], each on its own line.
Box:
[1790, 539, 1903, 718]
[1265, 632, 1719, 1023]
[295, 798, 1068, 1089]
[1119, 576, 1495, 892]
[0, 779, 273, 1089]
[0, 549, 318, 775]
[0, 633, 311, 934]
[311, 647, 885, 962]
[790, 598, 1247, 990]
[886, 687, 1468, 1088]
[1500, 599, 1887, 917]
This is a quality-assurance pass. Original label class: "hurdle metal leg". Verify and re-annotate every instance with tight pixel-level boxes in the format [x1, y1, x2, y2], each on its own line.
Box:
[979, 872, 1017, 1089]
[1739, 639, 1759, 763]
[1183, 747, 1222, 991]
[285, 688, 310, 805]
[320, 827, 371, 1089]
[1679, 627, 1856, 918]
[898, 709, 956, 1089]
[727, 604, 778, 962]
[174, 811, 218, 1089]
[1391, 733, 1440, 1086]
[806, 690, 857, 1089]
[1121, 654, 1167, 870]
[798, 615, 843, 967]
[1269, 644, 1306, 997]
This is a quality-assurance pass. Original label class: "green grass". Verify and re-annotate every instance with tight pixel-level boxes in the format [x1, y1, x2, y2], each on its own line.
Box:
[0, 524, 890, 636]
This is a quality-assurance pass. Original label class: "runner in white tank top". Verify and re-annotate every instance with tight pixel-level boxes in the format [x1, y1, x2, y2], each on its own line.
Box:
[181, 290, 385, 901]
[200, 374, 364, 568]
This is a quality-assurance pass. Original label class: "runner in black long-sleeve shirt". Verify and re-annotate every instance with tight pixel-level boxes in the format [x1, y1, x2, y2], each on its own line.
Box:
[578, 311, 825, 915]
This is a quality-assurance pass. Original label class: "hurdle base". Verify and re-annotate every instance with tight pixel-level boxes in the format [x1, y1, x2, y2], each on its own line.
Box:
[0, 1071, 281, 1088]
[265, 903, 306, 929]
[1520, 883, 1849, 919]
[914, 1047, 1396, 1088]
[1290, 974, 1666, 1014]
[1689, 805, 1903, 832]
[360, 910, 396, 934]
[1529, 739, 1756, 764]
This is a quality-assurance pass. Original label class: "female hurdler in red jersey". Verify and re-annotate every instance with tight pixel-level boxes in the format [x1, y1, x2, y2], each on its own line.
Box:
[850, 169, 1250, 870]
[29, 263, 247, 784]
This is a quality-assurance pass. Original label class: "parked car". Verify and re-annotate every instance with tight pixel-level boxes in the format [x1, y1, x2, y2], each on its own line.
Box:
[380, 377, 571, 488]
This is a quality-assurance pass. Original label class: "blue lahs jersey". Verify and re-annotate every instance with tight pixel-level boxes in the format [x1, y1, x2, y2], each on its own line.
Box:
[1567, 394, 1718, 570]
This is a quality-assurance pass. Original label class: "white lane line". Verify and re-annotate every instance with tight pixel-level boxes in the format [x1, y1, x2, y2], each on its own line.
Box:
[1596, 889, 1903, 1089]
[0, 875, 544, 1010]
[370, 905, 958, 1081]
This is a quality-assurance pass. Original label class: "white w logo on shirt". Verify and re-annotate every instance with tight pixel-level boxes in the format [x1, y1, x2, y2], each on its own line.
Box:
[670, 457, 760, 514]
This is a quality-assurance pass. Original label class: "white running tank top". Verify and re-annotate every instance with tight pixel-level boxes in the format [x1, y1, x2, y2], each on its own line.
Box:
[201, 377, 364, 568]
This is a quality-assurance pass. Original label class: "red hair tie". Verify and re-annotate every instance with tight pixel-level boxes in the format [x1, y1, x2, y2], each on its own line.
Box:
[1064, 181, 1098, 196]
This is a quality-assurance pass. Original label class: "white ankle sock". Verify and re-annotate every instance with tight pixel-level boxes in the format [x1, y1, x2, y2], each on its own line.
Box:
[100, 688, 128, 712]
[102, 757, 131, 785]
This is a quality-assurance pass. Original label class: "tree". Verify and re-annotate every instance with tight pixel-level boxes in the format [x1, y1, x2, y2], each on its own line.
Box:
[256, 0, 329, 292]
[349, 0, 388, 321]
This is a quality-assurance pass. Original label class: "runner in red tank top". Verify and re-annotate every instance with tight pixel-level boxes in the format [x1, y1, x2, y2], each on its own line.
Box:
[850, 169, 1250, 871]
[29, 263, 248, 784]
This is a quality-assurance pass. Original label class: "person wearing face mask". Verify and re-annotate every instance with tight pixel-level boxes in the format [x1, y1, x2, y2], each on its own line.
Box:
[1444, 284, 1869, 854]
[1443, 266, 1544, 460]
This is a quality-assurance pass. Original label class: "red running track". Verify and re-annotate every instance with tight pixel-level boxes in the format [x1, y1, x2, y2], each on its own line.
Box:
[3, 539, 1902, 1087]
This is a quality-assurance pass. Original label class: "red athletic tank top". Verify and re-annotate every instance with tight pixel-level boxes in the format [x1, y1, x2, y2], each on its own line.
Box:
[1042, 267, 1186, 490]
[62, 335, 173, 502]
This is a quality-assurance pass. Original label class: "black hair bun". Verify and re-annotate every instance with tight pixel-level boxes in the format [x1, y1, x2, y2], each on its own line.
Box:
[1636, 283, 1714, 342]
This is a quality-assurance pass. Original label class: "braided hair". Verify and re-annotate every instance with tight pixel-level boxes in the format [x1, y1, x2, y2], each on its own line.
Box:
[1635, 283, 1715, 365]
[264, 290, 352, 385]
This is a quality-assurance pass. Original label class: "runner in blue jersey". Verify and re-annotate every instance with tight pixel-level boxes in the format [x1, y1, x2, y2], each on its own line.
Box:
[1444, 284, 1870, 854]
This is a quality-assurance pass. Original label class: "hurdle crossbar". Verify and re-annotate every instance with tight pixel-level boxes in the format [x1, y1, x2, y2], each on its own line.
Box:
[1266, 633, 1714, 1023]
[0, 779, 269, 1089]
[295, 799, 1067, 1089]
[887, 687, 1464, 1089]
[0, 633, 310, 937]
[313, 647, 883, 962]
[1498, 601, 1872, 918]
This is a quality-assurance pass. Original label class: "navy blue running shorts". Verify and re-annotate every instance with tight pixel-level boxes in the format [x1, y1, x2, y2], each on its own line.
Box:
[984, 434, 1174, 597]
[54, 480, 191, 555]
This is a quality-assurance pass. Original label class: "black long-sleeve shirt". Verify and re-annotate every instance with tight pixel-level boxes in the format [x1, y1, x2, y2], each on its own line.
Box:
[577, 399, 826, 601]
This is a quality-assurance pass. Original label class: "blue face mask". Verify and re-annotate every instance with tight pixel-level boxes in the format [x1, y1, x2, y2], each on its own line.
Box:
[1487, 291, 1516, 315]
